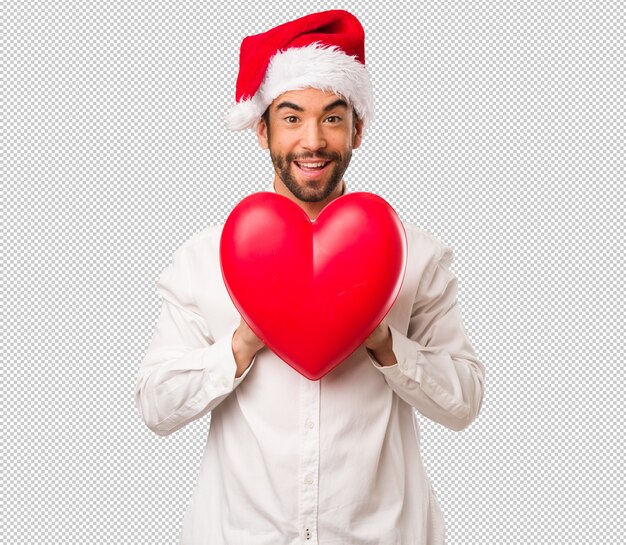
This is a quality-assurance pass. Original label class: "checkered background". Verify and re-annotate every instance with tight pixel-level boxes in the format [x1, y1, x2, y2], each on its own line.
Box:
[4, 0, 623, 543]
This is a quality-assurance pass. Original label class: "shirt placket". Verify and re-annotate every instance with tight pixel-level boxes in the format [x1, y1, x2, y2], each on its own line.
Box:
[297, 374, 320, 543]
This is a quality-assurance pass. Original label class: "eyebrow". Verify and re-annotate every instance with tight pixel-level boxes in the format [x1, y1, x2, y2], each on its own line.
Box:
[274, 98, 349, 113]
[275, 101, 304, 112]
[322, 98, 349, 112]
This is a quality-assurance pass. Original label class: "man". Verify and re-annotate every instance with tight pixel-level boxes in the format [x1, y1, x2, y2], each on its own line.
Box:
[134, 10, 484, 545]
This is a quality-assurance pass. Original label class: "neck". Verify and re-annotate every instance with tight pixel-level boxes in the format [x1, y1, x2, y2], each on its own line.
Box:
[272, 176, 345, 220]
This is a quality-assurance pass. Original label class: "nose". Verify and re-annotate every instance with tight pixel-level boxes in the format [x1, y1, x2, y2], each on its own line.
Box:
[300, 121, 327, 151]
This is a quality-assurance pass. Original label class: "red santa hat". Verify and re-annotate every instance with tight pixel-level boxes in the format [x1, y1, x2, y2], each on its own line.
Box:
[226, 10, 374, 131]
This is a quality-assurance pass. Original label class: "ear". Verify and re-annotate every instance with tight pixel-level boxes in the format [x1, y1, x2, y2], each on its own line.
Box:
[256, 117, 269, 150]
[352, 116, 364, 150]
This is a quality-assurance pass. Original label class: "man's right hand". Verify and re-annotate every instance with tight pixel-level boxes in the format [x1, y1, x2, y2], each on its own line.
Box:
[231, 318, 265, 378]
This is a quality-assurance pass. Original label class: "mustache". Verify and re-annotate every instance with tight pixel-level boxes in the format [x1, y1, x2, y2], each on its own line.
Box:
[287, 151, 341, 162]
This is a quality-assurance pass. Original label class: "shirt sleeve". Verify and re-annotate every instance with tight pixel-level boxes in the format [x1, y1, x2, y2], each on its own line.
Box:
[368, 243, 485, 431]
[133, 247, 255, 436]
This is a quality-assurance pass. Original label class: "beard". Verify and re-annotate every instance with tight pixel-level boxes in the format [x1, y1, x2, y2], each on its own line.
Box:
[270, 149, 352, 202]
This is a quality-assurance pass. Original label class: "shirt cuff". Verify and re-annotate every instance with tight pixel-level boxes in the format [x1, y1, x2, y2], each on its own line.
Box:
[228, 323, 258, 387]
[207, 322, 256, 390]
[368, 324, 423, 384]
[233, 355, 255, 386]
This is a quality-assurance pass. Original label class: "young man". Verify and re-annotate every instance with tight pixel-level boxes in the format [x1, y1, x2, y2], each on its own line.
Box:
[134, 10, 484, 545]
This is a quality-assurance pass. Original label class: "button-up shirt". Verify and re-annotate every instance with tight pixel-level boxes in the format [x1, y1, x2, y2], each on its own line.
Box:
[134, 184, 485, 544]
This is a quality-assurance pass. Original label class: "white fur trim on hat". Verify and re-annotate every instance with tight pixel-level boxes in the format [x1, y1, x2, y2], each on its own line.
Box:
[226, 44, 374, 131]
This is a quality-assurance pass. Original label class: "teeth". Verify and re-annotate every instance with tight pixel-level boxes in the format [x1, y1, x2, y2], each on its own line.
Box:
[298, 162, 326, 168]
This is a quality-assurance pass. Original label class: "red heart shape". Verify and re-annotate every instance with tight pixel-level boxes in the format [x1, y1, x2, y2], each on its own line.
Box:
[220, 192, 407, 380]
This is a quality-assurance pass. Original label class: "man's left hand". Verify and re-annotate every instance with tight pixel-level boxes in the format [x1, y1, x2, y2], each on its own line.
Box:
[364, 319, 397, 367]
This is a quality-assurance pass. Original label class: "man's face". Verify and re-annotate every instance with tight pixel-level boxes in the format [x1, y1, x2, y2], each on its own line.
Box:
[257, 88, 363, 203]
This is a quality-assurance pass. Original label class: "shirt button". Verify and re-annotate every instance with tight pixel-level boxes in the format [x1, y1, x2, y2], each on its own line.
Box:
[221, 378, 229, 387]
[401, 361, 408, 371]
[304, 474, 313, 485]
[305, 418, 314, 429]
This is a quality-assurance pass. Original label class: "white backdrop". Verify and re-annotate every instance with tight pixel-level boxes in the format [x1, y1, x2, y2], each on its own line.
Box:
[4, 0, 623, 543]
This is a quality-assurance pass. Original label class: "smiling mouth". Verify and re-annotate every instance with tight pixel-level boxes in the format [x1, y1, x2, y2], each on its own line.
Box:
[294, 161, 330, 173]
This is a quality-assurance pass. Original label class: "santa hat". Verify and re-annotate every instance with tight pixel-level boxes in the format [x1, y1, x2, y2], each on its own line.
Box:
[226, 10, 374, 131]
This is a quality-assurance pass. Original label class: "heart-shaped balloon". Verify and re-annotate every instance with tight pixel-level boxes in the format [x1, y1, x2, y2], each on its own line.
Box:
[220, 192, 407, 380]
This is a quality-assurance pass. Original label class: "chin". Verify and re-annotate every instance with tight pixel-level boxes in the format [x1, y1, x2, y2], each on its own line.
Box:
[294, 179, 339, 202]
[291, 187, 329, 203]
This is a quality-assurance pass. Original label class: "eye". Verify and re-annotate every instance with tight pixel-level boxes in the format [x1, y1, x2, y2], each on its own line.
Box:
[325, 115, 342, 123]
[284, 115, 299, 124]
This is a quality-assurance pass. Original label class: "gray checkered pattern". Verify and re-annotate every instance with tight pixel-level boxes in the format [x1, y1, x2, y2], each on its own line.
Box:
[4, 0, 624, 543]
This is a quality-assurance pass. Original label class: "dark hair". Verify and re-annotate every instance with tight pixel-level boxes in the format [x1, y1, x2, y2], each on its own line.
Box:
[262, 107, 270, 139]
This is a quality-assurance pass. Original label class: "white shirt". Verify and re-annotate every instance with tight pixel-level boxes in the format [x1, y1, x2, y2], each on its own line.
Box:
[134, 185, 485, 545]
